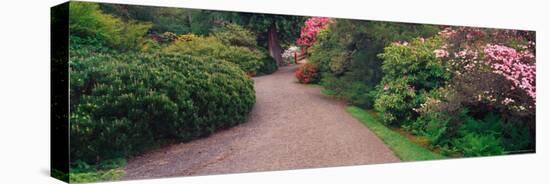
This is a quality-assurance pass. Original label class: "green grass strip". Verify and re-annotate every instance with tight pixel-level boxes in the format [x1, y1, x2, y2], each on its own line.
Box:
[346, 106, 444, 161]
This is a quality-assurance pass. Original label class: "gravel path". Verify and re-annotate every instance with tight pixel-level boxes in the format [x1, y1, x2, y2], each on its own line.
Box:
[123, 62, 399, 180]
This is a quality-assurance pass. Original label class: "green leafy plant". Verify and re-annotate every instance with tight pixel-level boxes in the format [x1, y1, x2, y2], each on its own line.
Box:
[320, 75, 376, 108]
[451, 112, 506, 157]
[501, 122, 532, 152]
[374, 37, 450, 126]
[213, 23, 258, 49]
[70, 46, 256, 164]
[69, 2, 152, 51]
[257, 55, 278, 75]
[310, 20, 439, 108]
[163, 34, 263, 73]
[453, 133, 504, 157]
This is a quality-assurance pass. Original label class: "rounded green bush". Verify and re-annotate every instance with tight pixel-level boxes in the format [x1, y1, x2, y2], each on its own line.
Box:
[163, 35, 263, 73]
[374, 37, 450, 126]
[69, 47, 255, 163]
[257, 56, 278, 75]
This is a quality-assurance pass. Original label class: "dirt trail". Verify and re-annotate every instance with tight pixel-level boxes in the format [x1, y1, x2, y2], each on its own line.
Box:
[123, 62, 399, 180]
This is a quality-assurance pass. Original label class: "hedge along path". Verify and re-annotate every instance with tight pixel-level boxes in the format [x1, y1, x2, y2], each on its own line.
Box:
[123, 60, 399, 179]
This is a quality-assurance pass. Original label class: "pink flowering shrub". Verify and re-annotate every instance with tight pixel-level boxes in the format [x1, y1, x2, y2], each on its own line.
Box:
[484, 44, 536, 101]
[434, 27, 536, 107]
[296, 17, 331, 47]
[411, 27, 536, 154]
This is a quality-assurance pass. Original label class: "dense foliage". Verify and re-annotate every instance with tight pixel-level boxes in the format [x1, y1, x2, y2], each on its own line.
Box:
[309, 20, 439, 107]
[211, 23, 279, 75]
[99, 4, 227, 35]
[374, 37, 450, 126]
[229, 14, 306, 46]
[409, 28, 536, 156]
[100, 2, 306, 66]
[213, 23, 259, 49]
[70, 46, 255, 163]
[163, 34, 264, 73]
[257, 55, 279, 75]
[305, 17, 535, 157]
[69, 2, 152, 51]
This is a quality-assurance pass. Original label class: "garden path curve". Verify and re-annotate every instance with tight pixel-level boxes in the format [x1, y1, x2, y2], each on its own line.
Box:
[123, 61, 399, 180]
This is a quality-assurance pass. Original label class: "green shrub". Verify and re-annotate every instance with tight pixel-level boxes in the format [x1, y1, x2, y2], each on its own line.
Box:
[413, 88, 534, 156]
[320, 75, 376, 108]
[374, 37, 450, 126]
[401, 88, 452, 144]
[453, 133, 504, 157]
[458, 112, 503, 136]
[69, 47, 255, 163]
[310, 20, 439, 108]
[374, 78, 425, 125]
[451, 112, 506, 157]
[69, 2, 152, 51]
[501, 122, 532, 152]
[213, 23, 258, 49]
[257, 56, 278, 75]
[428, 110, 507, 157]
[406, 106, 450, 145]
[163, 35, 263, 73]
[320, 75, 347, 95]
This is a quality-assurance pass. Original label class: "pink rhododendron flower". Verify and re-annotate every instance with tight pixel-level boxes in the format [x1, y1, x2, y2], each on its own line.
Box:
[484, 44, 536, 101]
[296, 17, 331, 47]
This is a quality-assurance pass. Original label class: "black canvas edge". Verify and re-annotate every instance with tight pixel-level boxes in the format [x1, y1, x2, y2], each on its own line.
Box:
[51, 1, 70, 183]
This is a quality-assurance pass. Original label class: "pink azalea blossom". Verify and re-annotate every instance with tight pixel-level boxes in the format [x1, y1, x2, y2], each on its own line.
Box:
[296, 17, 331, 47]
[484, 44, 536, 101]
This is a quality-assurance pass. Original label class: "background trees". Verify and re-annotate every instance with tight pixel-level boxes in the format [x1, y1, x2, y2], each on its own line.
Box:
[224, 14, 306, 66]
[99, 3, 305, 66]
[69, 2, 152, 51]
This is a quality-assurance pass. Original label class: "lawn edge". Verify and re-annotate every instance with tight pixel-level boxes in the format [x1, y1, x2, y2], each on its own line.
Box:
[346, 106, 444, 161]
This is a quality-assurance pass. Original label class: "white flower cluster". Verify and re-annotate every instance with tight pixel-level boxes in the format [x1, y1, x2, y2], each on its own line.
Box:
[282, 46, 301, 65]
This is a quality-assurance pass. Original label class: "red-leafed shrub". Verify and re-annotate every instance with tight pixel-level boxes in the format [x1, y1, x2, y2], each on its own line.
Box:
[295, 63, 320, 84]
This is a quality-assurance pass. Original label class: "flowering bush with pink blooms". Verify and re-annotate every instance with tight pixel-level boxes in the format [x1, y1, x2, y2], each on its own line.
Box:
[299, 18, 536, 156]
[407, 27, 537, 156]
[484, 44, 536, 101]
[435, 27, 536, 110]
[296, 17, 331, 48]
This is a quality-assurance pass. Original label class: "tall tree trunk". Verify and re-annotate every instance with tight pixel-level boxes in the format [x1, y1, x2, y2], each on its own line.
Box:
[267, 25, 284, 66]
